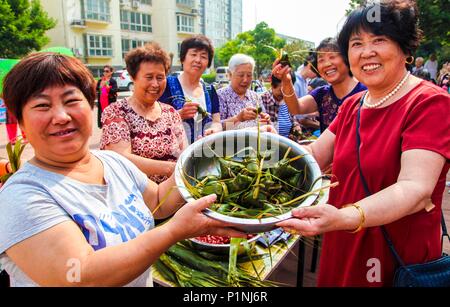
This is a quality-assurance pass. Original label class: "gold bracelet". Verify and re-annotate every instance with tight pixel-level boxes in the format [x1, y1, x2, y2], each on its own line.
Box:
[281, 86, 296, 98]
[343, 202, 366, 234]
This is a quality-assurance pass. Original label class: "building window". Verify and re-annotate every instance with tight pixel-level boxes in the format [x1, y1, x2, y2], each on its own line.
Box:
[120, 10, 152, 32]
[87, 34, 113, 57]
[140, 0, 152, 5]
[122, 38, 147, 58]
[176, 0, 194, 7]
[84, 0, 111, 22]
[177, 14, 194, 33]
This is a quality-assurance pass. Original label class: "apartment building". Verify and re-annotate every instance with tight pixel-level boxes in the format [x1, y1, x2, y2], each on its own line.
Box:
[41, 0, 201, 75]
[277, 33, 315, 50]
[198, 0, 242, 49]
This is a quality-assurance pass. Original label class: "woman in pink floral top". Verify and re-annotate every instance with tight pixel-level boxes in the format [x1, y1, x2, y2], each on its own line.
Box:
[100, 43, 187, 184]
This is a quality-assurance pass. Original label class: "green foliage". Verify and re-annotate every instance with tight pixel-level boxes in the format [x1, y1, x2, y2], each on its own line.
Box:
[346, 0, 450, 63]
[202, 72, 216, 84]
[0, 0, 56, 58]
[414, 0, 450, 62]
[283, 40, 313, 69]
[216, 22, 286, 76]
[346, 0, 364, 15]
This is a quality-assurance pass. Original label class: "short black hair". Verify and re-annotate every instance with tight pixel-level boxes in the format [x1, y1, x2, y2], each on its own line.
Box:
[180, 35, 215, 68]
[271, 71, 296, 87]
[337, 0, 422, 67]
[303, 52, 316, 67]
[103, 65, 114, 72]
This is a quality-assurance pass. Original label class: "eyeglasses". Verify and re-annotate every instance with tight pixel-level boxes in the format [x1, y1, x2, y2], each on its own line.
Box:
[103, 70, 111, 73]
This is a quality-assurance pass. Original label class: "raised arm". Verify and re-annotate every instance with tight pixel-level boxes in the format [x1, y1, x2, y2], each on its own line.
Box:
[272, 61, 318, 115]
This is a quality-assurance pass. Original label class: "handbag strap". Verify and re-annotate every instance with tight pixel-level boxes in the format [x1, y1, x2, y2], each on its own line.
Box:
[356, 94, 406, 267]
[355, 93, 449, 267]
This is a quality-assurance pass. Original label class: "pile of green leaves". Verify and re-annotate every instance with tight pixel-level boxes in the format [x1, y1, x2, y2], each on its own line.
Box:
[154, 242, 276, 287]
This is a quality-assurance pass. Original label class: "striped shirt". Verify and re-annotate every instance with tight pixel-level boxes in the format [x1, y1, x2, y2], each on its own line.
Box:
[277, 103, 292, 138]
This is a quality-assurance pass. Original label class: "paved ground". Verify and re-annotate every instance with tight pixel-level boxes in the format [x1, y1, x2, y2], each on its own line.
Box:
[1, 90, 449, 286]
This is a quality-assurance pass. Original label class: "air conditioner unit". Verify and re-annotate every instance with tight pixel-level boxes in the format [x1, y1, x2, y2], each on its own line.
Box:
[120, 0, 129, 6]
[191, 9, 199, 15]
[70, 19, 86, 27]
[131, 0, 140, 9]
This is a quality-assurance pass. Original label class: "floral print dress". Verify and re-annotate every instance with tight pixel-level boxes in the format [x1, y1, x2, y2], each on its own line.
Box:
[100, 98, 186, 183]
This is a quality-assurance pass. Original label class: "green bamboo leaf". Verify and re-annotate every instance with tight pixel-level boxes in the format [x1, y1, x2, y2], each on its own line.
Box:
[6, 142, 13, 164]
[12, 139, 23, 170]
[1, 173, 12, 184]
[13, 138, 21, 156]
[243, 240, 262, 281]
[228, 238, 243, 286]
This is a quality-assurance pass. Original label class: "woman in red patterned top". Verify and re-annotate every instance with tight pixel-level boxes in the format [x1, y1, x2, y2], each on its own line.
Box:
[278, 1, 449, 287]
[100, 43, 187, 184]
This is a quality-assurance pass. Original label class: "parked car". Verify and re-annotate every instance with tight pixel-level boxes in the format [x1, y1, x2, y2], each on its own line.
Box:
[215, 66, 229, 82]
[251, 80, 267, 94]
[112, 70, 134, 92]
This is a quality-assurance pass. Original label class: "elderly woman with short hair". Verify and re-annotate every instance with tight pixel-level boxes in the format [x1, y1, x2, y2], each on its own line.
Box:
[100, 43, 187, 184]
[217, 54, 271, 131]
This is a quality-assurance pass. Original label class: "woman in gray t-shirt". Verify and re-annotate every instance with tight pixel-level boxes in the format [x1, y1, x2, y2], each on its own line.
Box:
[0, 52, 243, 287]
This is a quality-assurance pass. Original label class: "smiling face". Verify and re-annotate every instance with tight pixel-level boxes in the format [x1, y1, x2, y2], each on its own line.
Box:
[20, 85, 93, 163]
[230, 64, 254, 96]
[348, 30, 407, 92]
[182, 48, 209, 77]
[132, 61, 167, 104]
[317, 50, 350, 85]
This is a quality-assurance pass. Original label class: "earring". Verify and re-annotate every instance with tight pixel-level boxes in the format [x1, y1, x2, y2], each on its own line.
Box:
[406, 56, 415, 65]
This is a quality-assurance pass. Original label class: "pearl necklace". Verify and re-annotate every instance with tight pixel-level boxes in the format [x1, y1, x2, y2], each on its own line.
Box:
[364, 72, 411, 109]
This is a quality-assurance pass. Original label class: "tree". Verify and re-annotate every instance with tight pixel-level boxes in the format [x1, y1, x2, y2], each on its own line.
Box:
[216, 22, 285, 76]
[346, 0, 450, 62]
[0, 0, 56, 59]
[283, 40, 313, 69]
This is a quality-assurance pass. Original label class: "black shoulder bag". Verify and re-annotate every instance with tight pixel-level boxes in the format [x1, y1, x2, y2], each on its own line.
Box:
[356, 94, 450, 287]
